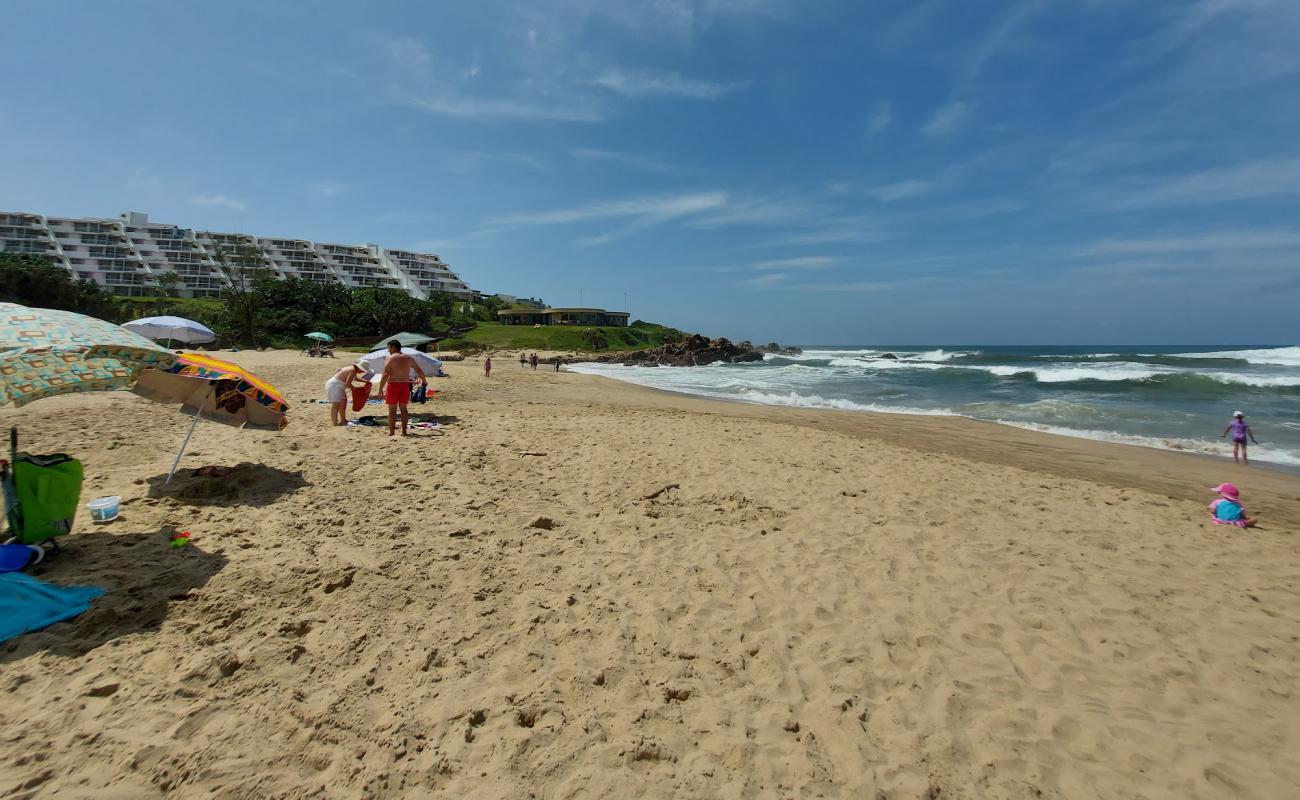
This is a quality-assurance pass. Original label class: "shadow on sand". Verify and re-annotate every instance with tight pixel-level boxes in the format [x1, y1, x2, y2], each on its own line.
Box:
[146, 462, 308, 507]
[0, 529, 228, 663]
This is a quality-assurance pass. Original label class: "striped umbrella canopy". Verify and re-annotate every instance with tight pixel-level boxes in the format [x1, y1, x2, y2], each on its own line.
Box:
[133, 352, 290, 432]
[132, 352, 290, 484]
[0, 302, 177, 408]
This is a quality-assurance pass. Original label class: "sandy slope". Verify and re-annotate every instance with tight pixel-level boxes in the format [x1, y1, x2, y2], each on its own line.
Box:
[1, 349, 1297, 799]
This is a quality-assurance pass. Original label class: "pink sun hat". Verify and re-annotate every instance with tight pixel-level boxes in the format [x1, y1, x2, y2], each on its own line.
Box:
[1210, 483, 1241, 501]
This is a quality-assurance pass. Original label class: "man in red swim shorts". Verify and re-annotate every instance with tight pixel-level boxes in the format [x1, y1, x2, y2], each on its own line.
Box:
[376, 340, 427, 437]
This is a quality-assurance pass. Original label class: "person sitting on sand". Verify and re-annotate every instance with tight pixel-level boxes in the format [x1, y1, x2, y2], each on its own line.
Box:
[377, 340, 426, 437]
[325, 362, 371, 426]
[1221, 411, 1259, 464]
[1208, 483, 1256, 528]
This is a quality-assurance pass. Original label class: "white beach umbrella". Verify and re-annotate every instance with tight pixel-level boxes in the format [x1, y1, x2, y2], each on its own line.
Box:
[359, 347, 443, 380]
[122, 316, 216, 347]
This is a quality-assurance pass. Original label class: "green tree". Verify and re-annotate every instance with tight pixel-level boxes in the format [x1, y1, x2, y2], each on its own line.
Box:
[0, 252, 112, 317]
[156, 270, 181, 298]
[426, 290, 454, 318]
[212, 244, 273, 347]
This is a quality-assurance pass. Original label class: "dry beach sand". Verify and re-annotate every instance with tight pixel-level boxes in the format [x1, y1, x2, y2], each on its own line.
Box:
[1, 348, 1298, 799]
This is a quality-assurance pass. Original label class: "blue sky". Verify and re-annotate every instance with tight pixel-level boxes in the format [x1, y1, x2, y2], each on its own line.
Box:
[2, 0, 1299, 344]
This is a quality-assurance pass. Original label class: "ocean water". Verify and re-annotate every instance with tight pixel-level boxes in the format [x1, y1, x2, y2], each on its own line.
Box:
[568, 345, 1300, 469]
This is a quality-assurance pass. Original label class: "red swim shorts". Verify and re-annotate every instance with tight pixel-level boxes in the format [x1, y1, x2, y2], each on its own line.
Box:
[384, 381, 411, 404]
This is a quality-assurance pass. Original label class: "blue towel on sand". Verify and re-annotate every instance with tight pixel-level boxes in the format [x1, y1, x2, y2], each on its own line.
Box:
[0, 572, 105, 644]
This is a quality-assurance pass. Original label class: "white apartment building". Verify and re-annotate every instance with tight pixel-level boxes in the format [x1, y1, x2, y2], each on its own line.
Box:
[0, 210, 475, 300]
[381, 248, 472, 298]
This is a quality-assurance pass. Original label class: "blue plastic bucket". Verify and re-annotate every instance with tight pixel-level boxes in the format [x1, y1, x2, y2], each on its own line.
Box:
[87, 496, 121, 523]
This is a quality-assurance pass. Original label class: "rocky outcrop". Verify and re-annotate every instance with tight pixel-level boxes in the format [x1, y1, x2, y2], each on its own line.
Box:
[592, 335, 793, 367]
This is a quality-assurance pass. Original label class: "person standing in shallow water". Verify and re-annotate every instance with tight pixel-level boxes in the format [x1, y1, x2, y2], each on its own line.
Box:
[1221, 410, 1260, 464]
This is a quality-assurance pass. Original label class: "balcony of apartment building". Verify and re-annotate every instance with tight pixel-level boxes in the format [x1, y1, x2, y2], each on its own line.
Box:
[78, 232, 125, 246]
[0, 213, 45, 226]
[1, 238, 58, 255]
[143, 226, 187, 240]
[0, 224, 48, 240]
[74, 220, 117, 233]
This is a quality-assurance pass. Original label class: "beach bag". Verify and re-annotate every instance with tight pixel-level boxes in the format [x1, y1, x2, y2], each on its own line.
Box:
[6, 452, 83, 545]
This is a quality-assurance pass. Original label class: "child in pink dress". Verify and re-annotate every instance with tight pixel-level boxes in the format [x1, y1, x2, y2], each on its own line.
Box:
[1208, 483, 1256, 528]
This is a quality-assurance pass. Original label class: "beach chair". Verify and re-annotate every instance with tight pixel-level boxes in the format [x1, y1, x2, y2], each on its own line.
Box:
[1, 428, 83, 553]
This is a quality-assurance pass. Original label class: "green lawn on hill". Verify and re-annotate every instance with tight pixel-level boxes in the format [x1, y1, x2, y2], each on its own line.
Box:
[438, 321, 684, 353]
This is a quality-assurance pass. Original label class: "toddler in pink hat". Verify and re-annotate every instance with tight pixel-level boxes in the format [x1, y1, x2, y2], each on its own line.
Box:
[1208, 483, 1256, 528]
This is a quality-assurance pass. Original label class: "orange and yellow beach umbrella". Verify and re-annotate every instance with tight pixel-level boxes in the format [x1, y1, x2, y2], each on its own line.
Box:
[132, 353, 290, 482]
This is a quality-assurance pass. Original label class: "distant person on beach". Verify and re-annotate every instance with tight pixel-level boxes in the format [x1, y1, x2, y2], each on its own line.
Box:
[377, 340, 426, 437]
[1208, 483, 1256, 527]
[530, 352, 539, 370]
[325, 362, 370, 426]
[484, 356, 492, 378]
[519, 353, 527, 368]
[554, 357, 562, 372]
[1221, 411, 1259, 464]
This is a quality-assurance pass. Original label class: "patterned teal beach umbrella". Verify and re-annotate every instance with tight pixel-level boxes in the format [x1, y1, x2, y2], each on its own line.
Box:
[0, 302, 177, 408]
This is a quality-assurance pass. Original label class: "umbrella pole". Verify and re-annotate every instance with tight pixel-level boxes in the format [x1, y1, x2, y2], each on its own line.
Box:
[165, 395, 206, 485]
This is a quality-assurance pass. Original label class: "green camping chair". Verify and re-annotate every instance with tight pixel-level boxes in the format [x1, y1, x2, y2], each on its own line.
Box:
[1, 428, 83, 550]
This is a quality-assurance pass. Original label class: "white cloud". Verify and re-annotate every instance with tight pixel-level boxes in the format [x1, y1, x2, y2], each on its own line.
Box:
[190, 194, 246, 212]
[1083, 229, 1300, 256]
[765, 217, 893, 247]
[1105, 156, 1300, 210]
[792, 280, 898, 292]
[866, 103, 892, 135]
[589, 69, 744, 99]
[487, 191, 727, 245]
[870, 179, 934, 202]
[491, 192, 726, 227]
[740, 272, 789, 287]
[750, 256, 839, 271]
[922, 101, 971, 137]
[960, 0, 1042, 91]
[692, 194, 831, 228]
[396, 90, 604, 123]
[570, 148, 680, 174]
[307, 181, 346, 198]
[383, 36, 605, 123]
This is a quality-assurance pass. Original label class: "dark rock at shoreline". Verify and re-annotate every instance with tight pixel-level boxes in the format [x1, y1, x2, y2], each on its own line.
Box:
[590, 334, 798, 367]
[762, 342, 803, 355]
